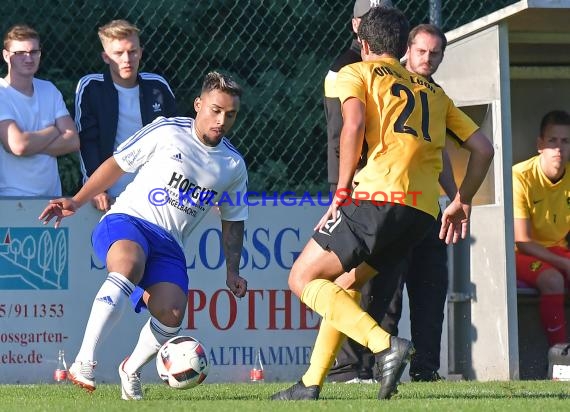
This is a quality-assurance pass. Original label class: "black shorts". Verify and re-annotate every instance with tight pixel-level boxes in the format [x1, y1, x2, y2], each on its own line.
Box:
[313, 200, 434, 273]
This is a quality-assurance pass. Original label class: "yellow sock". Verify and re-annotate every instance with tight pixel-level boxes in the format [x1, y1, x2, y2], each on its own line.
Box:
[301, 289, 360, 387]
[301, 279, 390, 354]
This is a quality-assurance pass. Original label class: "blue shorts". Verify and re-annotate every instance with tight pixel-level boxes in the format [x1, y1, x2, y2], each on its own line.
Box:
[92, 213, 188, 313]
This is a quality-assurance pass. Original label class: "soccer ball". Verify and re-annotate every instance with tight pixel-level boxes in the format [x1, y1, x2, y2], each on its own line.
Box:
[156, 335, 209, 389]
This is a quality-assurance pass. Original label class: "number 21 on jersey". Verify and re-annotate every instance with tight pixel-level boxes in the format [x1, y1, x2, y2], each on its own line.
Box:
[391, 83, 432, 142]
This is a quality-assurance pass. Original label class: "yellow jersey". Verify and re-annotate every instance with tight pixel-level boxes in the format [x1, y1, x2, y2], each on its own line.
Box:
[512, 155, 570, 247]
[336, 57, 478, 218]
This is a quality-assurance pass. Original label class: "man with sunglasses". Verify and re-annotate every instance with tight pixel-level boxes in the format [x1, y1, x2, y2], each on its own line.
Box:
[0, 24, 79, 197]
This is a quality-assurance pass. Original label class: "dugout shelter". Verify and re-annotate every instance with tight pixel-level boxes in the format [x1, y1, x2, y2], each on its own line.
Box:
[434, 0, 570, 380]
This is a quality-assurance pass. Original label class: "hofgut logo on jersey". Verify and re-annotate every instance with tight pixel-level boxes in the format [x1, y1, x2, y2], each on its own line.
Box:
[167, 172, 218, 207]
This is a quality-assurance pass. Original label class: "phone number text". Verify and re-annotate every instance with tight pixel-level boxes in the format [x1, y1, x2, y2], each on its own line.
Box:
[0, 304, 64, 318]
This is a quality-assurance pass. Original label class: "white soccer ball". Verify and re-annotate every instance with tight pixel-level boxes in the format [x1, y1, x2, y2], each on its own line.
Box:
[156, 336, 209, 389]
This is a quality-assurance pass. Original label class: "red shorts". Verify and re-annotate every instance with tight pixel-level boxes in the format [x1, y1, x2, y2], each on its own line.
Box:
[516, 246, 570, 287]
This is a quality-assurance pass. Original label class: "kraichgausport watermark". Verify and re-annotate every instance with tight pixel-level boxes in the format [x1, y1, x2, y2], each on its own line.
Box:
[147, 188, 422, 207]
[335, 188, 422, 206]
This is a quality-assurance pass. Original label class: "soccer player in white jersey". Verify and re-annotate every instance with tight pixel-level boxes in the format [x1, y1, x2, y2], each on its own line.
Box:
[39, 72, 248, 400]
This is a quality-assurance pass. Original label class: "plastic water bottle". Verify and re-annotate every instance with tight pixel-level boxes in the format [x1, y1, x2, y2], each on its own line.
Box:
[54, 349, 67, 383]
[250, 348, 264, 382]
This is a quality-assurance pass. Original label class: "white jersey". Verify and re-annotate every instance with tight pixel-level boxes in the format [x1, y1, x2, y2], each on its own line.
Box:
[0, 78, 70, 196]
[107, 116, 248, 246]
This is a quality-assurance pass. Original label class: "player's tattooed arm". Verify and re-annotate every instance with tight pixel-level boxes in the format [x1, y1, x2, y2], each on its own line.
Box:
[221, 220, 247, 297]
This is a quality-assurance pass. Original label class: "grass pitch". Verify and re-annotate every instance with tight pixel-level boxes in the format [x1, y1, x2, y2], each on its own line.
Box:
[1, 380, 569, 411]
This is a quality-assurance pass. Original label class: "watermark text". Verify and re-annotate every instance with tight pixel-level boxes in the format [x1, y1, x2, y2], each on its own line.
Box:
[147, 188, 422, 208]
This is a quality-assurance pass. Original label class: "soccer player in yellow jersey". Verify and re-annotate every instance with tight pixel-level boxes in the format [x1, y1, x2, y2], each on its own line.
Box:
[271, 7, 493, 401]
[513, 110, 570, 348]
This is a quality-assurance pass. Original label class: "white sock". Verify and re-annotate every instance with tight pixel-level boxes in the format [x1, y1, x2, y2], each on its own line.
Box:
[75, 272, 135, 362]
[124, 317, 180, 375]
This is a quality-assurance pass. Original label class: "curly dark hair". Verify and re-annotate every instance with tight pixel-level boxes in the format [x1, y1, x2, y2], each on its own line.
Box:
[358, 7, 409, 59]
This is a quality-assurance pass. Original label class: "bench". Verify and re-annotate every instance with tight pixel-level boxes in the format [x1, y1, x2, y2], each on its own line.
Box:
[516, 280, 570, 379]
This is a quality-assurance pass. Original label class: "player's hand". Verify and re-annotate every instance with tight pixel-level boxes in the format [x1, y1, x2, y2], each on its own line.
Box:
[91, 192, 112, 212]
[38, 198, 79, 228]
[315, 204, 337, 231]
[226, 273, 247, 298]
[440, 197, 471, 244]
[314, 190, 348, 231]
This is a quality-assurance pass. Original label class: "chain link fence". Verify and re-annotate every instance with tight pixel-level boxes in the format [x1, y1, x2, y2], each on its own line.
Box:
[1, 0, 516, 195]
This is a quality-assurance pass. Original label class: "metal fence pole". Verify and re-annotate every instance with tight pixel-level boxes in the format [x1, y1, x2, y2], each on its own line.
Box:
[429, 0, 442, 27]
